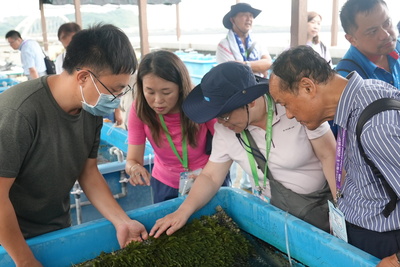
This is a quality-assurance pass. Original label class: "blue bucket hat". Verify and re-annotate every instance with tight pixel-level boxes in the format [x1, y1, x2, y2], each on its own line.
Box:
[223, 3, 262, 29]
[182, 61, 269, 124]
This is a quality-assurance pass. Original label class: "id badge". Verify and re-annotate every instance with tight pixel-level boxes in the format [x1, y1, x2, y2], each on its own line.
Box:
[179, 168, 202, 197]
[328, 200, 348, 242]
[252, 187, 270, 203]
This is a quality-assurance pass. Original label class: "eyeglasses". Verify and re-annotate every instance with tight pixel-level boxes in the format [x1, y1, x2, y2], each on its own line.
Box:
[77, 68, 132, 102]
[217, 112, 231, 122]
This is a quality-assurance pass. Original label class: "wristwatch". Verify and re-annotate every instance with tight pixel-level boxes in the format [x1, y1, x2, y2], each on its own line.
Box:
[396, 251, 400, 264]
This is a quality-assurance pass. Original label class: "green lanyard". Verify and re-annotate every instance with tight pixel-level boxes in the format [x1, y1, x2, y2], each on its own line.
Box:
[241, 94, 274, 190]
[158, 114, 189, 171]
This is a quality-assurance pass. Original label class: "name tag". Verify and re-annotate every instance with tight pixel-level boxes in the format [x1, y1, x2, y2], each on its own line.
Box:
[328, 200, 348, 242]
[179, 168, 202, 196]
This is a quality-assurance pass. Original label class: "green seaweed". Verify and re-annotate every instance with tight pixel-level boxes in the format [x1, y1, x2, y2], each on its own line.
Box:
[74, 206, 253, 267]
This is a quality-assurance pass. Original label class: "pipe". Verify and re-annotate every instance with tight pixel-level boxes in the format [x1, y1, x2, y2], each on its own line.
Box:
[70, 147, 130, 224]
[70, 181, 83, 225]
[70, 171, 130, 224]
[109, 146, 124, 162]
[114, 170, 129, 199]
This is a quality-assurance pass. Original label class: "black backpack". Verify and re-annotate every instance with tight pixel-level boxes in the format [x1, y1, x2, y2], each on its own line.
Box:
[41, 49, 56, 75]
[336, 58, 368, 78]
[44, 56, 56, 75]
[356, 98, 400, 218]
[335, 40, 400, 79]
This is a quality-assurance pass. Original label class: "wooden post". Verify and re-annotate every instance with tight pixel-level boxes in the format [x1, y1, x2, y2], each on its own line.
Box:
[39, 0, 49, 52]
[176, 3, 181, 42]
[138, 0, 150, 58]
[331, 0, 339, 46]
[74, 0, 83, 28]
[290, 0, 307, 47]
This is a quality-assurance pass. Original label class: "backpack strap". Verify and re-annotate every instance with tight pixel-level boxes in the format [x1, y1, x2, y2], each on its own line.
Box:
[335, 58, 369, 78]
[356, 98, 400, 218]
[246, 42, 257, 59]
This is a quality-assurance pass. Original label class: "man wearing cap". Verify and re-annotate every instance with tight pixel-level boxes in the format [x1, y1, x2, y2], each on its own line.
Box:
[149, 61, 337, 237]
[216, 3, 272, 78]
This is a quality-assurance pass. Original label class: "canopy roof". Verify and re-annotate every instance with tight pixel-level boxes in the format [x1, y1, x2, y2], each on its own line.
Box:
[44, 0, 180, 5]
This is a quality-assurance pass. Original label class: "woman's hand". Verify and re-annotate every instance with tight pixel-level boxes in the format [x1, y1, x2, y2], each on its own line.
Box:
[149, 209, 190, 238]
[128, 164, 150, 186]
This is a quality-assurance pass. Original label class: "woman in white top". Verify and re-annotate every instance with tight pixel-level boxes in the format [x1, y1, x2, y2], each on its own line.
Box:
[307, 11, 332, 67]
[149, 62, 336, 235]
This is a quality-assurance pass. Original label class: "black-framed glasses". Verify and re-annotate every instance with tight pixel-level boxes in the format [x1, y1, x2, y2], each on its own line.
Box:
[77, 68, 132, 102]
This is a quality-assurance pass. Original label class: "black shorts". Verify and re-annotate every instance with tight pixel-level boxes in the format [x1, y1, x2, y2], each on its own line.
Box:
[346, 221, 400, 259]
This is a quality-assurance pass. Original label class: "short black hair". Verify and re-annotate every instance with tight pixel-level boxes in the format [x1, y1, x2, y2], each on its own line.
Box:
[271, 45, 336, 94]
[57, 22, 81, 40]
[5, 30, 21, 40]
[62, 24, 137, 75]
[340, 0, 387, 34]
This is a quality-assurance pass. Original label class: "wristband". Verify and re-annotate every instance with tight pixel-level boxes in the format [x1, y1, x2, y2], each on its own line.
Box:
[396, 251, 400, 264]
[245, 61, 251, 68]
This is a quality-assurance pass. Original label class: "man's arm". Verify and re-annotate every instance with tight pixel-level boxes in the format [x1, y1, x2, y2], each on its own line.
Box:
[246, 54, 273, 76]
[28, 67, 39, 79]
[149, 160, 232, 238]
[309, 129, 337, 199]
[78, 158, 148, 247]
[0, 177, 42, 267]
[376, 253, 400, 267]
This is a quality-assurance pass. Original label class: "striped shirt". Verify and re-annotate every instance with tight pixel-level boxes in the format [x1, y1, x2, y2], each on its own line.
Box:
[334, 72, 400, 232]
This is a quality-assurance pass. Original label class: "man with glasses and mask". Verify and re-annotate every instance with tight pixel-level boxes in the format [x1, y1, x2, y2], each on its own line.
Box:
[149, 62, 336, 239]
[216, 3, 272, 78]
[0, 24, 147, 267]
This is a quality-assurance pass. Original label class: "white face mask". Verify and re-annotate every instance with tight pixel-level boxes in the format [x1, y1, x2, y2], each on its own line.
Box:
[80, 74, 121, 116]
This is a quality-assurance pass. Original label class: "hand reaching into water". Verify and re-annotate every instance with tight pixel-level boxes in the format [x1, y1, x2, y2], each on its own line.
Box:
[149, 209, 191, 238]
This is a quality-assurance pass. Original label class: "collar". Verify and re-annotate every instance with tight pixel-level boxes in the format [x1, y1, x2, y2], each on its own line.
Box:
[333, 72, 362, 129]
[350, 44, 400, 72]
[389, 50, 399, 60]
[19, 39, 28, 51]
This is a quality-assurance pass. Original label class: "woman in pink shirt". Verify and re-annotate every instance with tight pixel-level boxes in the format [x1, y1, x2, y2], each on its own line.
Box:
[126, 50, 220, 203]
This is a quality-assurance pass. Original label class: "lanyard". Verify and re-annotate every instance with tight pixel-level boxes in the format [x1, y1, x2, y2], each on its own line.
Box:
[335, 127, 347, 204]
[158, 114, 188, 170]
[241, 94, 274, 190]
[233, 32, 252, 61]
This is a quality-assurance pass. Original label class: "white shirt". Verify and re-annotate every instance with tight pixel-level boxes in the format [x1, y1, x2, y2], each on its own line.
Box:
[55, 51, 65, 74]
[216, 30, 269, 77]
[210, 100, 330, 198]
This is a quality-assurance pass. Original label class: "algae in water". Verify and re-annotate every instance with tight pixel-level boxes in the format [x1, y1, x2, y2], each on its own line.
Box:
[75, 206, 253, 267]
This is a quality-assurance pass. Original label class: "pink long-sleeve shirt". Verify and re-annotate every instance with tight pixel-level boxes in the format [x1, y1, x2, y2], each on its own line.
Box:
[128, 104, 215, 189]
